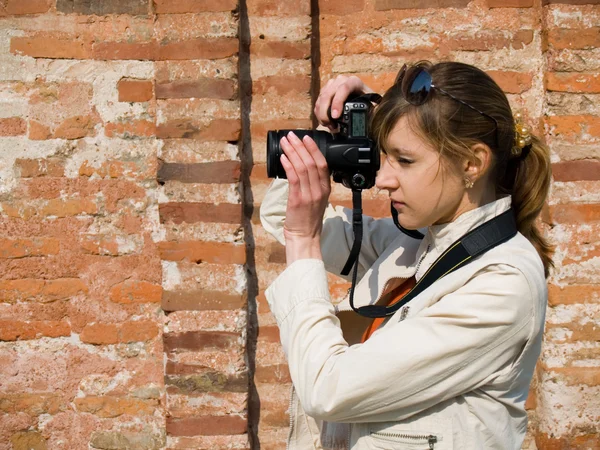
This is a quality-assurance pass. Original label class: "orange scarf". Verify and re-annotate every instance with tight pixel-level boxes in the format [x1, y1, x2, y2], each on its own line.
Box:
[361, 276, 416, 343]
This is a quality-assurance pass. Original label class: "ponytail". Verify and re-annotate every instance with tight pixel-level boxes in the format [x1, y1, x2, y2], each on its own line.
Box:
[503, 135, 554, 278]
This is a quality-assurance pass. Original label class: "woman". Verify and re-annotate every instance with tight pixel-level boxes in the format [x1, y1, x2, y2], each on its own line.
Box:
[260, 61, 553, 449]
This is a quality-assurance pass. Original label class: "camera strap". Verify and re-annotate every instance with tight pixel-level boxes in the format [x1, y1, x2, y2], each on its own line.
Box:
[391, 204, 425, 239]
[345, 207, 518, 318]
[340, 190, 364, 276]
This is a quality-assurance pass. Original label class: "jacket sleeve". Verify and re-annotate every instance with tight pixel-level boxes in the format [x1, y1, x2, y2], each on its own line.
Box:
[259, 178, 403, 280]
[265, 258, 537, 423]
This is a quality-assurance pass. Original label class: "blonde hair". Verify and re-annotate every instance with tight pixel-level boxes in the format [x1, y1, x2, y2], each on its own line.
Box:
[371, 61, 554, 277]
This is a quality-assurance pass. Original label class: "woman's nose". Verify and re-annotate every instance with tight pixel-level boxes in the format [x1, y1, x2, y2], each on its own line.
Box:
[375, 158, 398, 192]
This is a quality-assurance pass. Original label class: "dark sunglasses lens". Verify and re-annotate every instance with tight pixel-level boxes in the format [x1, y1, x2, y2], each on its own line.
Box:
[404, 68, 432, 105]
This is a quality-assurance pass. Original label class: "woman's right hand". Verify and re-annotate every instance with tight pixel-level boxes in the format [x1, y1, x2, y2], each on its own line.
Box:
[314, 75, 374, 132]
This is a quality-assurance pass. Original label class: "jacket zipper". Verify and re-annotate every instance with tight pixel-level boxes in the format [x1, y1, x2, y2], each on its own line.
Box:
[286, 387, 295, 450]
[370, 431, 438, 449]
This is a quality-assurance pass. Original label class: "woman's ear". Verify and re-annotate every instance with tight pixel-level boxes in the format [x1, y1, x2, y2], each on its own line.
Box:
[464, 143, 493, 183]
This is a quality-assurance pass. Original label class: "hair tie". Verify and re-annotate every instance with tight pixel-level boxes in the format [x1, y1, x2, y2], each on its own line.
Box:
[511, 112, 532, 160]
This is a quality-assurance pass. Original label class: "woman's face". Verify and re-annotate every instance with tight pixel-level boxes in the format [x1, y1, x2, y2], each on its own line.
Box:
[374, 116, 469, 230]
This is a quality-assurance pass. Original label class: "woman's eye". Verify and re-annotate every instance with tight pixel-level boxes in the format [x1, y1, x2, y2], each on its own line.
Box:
[396, 157, 413, 165]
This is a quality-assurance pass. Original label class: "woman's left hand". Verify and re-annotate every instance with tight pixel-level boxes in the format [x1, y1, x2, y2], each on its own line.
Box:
[280, 131, 331, 264]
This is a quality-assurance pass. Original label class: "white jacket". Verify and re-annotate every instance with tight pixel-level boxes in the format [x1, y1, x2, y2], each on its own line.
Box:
[260, 179, 547, 450]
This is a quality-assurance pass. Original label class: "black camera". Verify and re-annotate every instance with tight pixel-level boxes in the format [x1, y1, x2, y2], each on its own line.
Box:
[266, 95, 381, 190]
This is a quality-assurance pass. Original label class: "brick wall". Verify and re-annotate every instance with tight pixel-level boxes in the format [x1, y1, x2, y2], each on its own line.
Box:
[0, 0, 598, 449]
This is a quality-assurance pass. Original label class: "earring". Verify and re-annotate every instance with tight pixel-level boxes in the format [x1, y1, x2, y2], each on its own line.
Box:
[464, 178, 474, 189]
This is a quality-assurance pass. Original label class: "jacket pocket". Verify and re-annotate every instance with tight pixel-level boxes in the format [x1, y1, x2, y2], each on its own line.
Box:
[369, 429, 441, 449]
[364, 419, 453, 450]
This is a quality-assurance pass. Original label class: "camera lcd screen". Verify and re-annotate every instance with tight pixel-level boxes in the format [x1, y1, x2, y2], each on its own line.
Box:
[351, 111, 366, 137]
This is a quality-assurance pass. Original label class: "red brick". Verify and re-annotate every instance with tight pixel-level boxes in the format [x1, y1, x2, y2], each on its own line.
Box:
[0, 117, 26, 136]
[57, 0, 149, 15]
[0, 320, 70, 341]
[156, 79, 236, 100]
[154, 0, 238, 13]
[267, 242, 285, 264]
[93, 41, 159, 61]
[546, 115, 600, 140]
[80, 235, 120, 255]
[251, 41, 311, 59]
[80, 323, 119, 344]
[159, 202, 242, 224]
[79, 159, 156, 180]
[543, 0, 600, 4]
[440, 30, 534, 53]
[118, 79, 154, 102]
[487, 71, 533, 94]
[247, 0, 310, 15]
[0, 393, 64, 415]
[545, 366, 600, 386]
[89, 431, 166, 449]
[41, 278, 89, 299]
[552, 160, 600, 182]
[2, 0, 51, 15]
[158, 38, 238, 60]
[0, 238, 60, 258]
[249, 119, 312, 138]
[157, 160, 241, 184]
[15, 158, 65, 177]
[333, 199, 390, 218]
[547, 27, 600, 50]
[546, 72, 600, 93]
[156, 118, 240, 140]
[549, 204, 600, 224]
[119, 320, 159, 343]
[488, 0, 533, 6]
[29, 120, 52, 140]
[10, 34, 92, 59]
[254, 364, 292, 384]
[158, 241, 246, 264]
[165, 371, 248, 393]
[252, 76, 312, 95]
[548, 284, 600, 306]
[162, 290, 246, 311]
[320, 0, 366, 14]
[166, 415, 247, 436]
[54, 115, 97, 139]
[110, 281, 162, 304]
[258, 326, 280, 343]
[535, 432, 600, 450]
[9, 431, 48, 450]
[74, 396, 158, 418]
[40, 198, 98, 217]
[375, 0, 469, 9]
[105, 120, 157, 138]
[163, 331, 240, 352]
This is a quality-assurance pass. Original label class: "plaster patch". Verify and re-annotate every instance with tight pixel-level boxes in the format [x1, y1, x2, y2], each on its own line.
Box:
[162, 261, 182, 291]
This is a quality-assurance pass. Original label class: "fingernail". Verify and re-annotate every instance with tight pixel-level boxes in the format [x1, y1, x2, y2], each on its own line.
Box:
[332, 109, 339, 118]
[287, 131, 296, 140]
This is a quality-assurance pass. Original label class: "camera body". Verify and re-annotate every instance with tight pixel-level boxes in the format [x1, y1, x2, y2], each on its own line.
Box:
[266, 95, 380, 190]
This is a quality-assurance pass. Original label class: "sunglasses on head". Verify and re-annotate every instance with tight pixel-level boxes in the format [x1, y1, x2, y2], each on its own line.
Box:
[395, 63, 500, 147]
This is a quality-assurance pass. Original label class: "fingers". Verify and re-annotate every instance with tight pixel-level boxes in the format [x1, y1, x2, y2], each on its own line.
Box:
[280, 132, 329, 203]
[314, 75, 373, 131]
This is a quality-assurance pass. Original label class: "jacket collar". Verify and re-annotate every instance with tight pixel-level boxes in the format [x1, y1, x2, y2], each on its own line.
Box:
[336, 196, 513, 312]
[415, 196, 512, 279]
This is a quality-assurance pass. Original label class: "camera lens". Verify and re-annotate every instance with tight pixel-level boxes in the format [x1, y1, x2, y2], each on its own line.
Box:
[266, 130, 332, 179]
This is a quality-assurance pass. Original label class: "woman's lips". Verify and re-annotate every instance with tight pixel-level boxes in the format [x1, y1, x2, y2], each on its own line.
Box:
[392, 201, 405, 208]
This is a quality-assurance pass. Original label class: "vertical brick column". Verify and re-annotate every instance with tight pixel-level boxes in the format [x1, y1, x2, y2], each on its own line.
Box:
[1, 1, 165, 448]
[537, 1, 600, 448]
[152, 1, 250, 449]
[246, 0, 313, 448]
